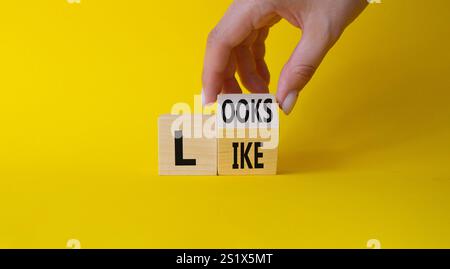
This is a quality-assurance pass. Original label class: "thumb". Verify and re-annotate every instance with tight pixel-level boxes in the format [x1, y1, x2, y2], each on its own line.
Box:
[277, 29, 335, 115]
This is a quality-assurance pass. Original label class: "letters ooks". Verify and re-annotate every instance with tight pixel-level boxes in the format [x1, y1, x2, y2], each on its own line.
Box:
[221, 98, 273, 125]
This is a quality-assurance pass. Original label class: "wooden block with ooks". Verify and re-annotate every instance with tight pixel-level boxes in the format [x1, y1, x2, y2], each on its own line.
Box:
[158, 114, 217, 175]
[217, 94, 279, 175]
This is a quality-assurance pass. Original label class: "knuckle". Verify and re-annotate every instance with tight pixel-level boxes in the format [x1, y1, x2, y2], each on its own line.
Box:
[289, 64, 316, 82]
[235, 0, 270, 27]
[246, 0, 261, 8]
[234, 0, 256, 7]
[207, 27, 222, 47]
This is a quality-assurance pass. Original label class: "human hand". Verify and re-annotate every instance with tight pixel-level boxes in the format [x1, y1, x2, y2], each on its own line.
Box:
[202, 0, 368, 114]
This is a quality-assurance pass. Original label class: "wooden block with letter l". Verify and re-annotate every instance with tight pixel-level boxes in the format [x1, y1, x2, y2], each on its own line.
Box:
[158, 114, 217, 175]
[217, 94, 279, 175]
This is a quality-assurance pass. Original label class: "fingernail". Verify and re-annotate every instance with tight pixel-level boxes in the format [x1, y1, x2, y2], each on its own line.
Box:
[201, 89, 214, 107]
[201, 89, 206, 106]
[280, 91, 299, 115]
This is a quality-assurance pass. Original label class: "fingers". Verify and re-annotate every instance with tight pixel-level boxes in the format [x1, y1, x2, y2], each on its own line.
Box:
[252, 27, 271, 85]
[222, 51, 242, 94]
[277, 28, 336, 115]
[235, 30, 269, 93]
[202, 1, 257, 105]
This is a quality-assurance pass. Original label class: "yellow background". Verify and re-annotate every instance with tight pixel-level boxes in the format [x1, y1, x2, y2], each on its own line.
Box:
[0, 0, 449, 248]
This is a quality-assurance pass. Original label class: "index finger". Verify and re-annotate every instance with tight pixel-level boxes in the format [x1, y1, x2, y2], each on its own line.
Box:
[202, 1, 259, 105]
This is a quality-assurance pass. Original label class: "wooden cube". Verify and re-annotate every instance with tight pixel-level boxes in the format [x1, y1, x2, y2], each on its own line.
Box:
[158, 114, 217, 175]
[217, 94, 279, 175]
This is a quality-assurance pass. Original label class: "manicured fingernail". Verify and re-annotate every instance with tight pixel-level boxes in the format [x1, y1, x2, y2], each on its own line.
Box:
[201, 89, 214, 107]
[201, 89, 206, 106]
[280, 91, 299, 115]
